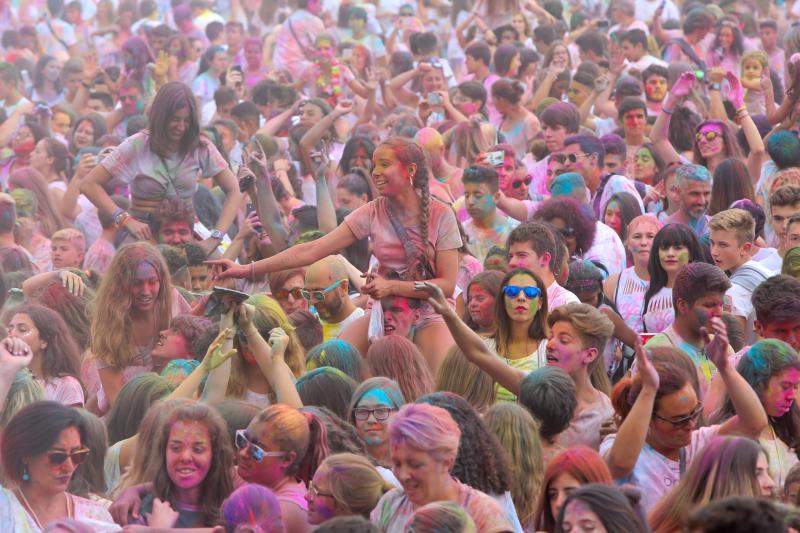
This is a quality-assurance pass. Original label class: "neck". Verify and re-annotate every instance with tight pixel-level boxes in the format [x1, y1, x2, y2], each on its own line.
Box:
[509, 319, 533, 342]
[29, 353, 43, 379]
[541, 271, 556, 287]
[388, 189, 421, 216]
[472, 210, 499, 229]
[367, 441, 391, 465]
[707, 153, 724, 171]
[44, 169, 60, 183]
[424, 475, 457, 504]
[570, 369, 595, 401]
[352, 28, 365, 38]
[19, 482, 64, 512]
[331, 299, 357, 323]
[475, 64, 490, 80]
[587, 171, 602, 194]
[633, 261, 649, 280]
[626, 132, 644, 145]
[175, 485, 202, 506]
[728, 258, 749, 273]
[247, 369, 271, 393]
[665, 270, 678, 288]
[674, 319, 702, 345]
[648, 438, 681, 461]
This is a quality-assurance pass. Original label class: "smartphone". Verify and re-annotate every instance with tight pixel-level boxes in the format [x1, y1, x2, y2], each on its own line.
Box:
[596, 20, 609, 28]
[486, 150, 505, 167]
[231, 65, 243, 73]
[213, 286, 250, 303]
[75, 146, 101, 166]
[427, 92, 442, 105]
[246, 203, 264, 233]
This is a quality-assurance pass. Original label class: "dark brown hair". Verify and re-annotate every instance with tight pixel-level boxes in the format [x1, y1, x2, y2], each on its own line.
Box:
[147, 82, 201, 158]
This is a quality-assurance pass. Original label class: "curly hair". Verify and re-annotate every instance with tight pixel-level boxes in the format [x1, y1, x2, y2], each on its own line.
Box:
[151, 402, 235, 526]
[153, 196, 196, 234]
[377, 138, 432, 279]
[90, 242, 172, 369]
[417, 392, 512, 495]
[533, 197, 597, 255]
[170, 315, 216, 359]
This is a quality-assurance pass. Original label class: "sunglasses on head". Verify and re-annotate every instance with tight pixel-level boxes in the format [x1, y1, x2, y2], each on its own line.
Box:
[48, 448, 90, 466]
[503, 285, 541, 299]
[654, 403, 703, 429]
[695, 130, 718, 143]
[511, 176, 533, 188]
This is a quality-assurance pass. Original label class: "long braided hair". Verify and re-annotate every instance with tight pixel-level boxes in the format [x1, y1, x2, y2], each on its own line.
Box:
[378, 138, 432, 279]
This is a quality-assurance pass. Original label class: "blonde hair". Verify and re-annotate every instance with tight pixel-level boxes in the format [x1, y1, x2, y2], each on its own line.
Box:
[228, 294, 304, 399]
[483, 403, 544, 530]
[742, 50, 768, 69]
[0, 370, 43, 428]
[709, 208, 756, 245]
[316, 453, 393, 517]
[405, 501, 477, 533]
[435, 346, 495, 413]
[547, 303, 613, 395]
[51, 228, 86, 254]
[90, 242, 172, 368]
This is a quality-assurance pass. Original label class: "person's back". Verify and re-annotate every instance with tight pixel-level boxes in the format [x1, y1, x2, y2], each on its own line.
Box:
[272, 1, 324, 81]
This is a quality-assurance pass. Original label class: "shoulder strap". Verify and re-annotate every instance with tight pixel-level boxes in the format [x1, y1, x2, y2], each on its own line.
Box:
[384, 201, 435, 281]
[286, 17, 315, 61]
[660, 38, 707, 71]
[44, 17, 71, 52]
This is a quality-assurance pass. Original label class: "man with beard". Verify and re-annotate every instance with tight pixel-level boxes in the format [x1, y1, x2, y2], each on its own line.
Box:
[664, 164, 712, 237]
[641, 64, 668, 118]
[304, 256, 364, 341]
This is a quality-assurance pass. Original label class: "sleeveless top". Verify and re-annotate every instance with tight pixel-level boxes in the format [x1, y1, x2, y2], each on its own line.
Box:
[615, 268, 649, 333]
[643, 286, 674, 334]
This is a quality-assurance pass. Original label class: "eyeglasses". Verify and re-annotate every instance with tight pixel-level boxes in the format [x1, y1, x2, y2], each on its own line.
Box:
[48, 448, 90, 466]
[234, 430, 287, 462]
[511, 176, 533, 189]
[301, 279, 345, 301]
[119, 95, 137, 102]
[353, 406, 394, 421]
[653, 403, 703, 428]
[308, 480, 334, 499]
[273, 287, 303, 301]
[695, 131, 719, 143]
[551, 153, 591, 164]
[503, 285, 541, 299]
[558, 226, 577, 238]
[399, 12, 414, 17]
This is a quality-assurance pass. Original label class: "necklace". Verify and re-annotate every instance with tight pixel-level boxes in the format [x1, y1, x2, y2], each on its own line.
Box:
[16, 486, 72, 530]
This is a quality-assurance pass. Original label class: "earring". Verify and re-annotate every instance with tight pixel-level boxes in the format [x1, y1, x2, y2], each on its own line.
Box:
[22, 465, 29, 481]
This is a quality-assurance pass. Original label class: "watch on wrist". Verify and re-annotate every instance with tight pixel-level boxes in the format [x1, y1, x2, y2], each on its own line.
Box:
[210, 229, 224, 240]
[709, 83, 721, 91]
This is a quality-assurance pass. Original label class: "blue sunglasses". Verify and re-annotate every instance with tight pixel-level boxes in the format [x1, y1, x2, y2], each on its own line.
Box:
[503, 285, 541, 299]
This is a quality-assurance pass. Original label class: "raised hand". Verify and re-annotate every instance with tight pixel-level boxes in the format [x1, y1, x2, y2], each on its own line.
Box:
[725, 70, 745, 109]
[202, 328, 237, 371]
[670, 71, 696, 98]
[59, 270, 86, 297]
[268, 327, 290, 356]
[634, 341, 659, 391]
[702, 316, 730, 372]
[0, 337, 32, 378]
[414, 281, 449, 315]
[206, 258, 249, 281]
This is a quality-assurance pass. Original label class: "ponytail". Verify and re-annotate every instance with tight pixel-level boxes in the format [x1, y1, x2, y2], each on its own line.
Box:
[297, 411, 329, 483]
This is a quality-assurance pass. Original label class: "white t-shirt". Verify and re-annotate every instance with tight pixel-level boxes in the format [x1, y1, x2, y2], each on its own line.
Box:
[321, 306, 366, 341]
[546, 281, 580, 311]
[726, 260, 776, 345]
[599, 424, 721, 512]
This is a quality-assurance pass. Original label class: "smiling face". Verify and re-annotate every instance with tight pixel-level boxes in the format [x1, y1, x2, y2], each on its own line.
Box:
[467, 284, 497, 331]
[391, 441, 451, 507]
[305, 465, 338, 524]
[166, 420, 212, 493]
[355, 388, 397, 449]
[421, 68, 445, 94]
[633, 147, 657, 184]
[718, 26, 735, 51]
[159, 220, 193, 246]
[551, 45, 569, 67]
[73, 120, 94, 150]
[696, 124, 725, 159]
[167, 107, 191, 146]
[371, 145, 414, 198]
[25, 426, 82, 492]
[131, 261, 161, 313]
[545, 320, 594, 375]
[503, 272, 541, 324]
[649, 383, 698, 450]
[761, 367, 800, 418]
[151, 327, 191, 371]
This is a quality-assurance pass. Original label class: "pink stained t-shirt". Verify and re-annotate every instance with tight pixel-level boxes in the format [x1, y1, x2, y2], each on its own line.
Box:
[344, 197, 463, 279]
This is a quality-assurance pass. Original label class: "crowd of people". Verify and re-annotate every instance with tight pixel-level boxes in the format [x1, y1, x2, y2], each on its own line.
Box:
[3, 0, 800, 531]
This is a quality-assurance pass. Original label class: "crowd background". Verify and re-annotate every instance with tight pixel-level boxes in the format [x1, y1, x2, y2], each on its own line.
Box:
[2, 0, 800, 531]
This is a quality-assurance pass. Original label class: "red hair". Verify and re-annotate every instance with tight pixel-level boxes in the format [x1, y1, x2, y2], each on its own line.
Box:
[533, 446, 613, 532]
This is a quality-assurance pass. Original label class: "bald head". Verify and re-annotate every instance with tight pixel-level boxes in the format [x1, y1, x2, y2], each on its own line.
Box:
[304, 255, 352, 322]
[306, 255, 349, 287]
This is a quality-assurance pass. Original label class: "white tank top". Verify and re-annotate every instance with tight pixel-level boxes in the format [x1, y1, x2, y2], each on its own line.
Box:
[614, 268, 649, 333]
[643, 286, 674, 333]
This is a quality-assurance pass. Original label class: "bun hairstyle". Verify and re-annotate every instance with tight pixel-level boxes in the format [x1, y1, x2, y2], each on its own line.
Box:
[492, 78, 526, 105]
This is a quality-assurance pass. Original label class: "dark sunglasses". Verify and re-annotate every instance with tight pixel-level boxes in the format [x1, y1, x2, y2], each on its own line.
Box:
[503, 285, 541, 299]
[511, 176, 532, 188]
[119, 95, 137, 102]
[48, 448, 90, 466]
[273, 287, 303, 300]
[558, 227, 577, 238]
[654, 403, 703, 428]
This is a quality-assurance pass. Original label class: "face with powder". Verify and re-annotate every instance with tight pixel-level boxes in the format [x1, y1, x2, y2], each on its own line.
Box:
[132, 261, 161, 312]
[353, 389, 397, 448]
[166, 420, 212, 493]
[761, 367, 800, 418]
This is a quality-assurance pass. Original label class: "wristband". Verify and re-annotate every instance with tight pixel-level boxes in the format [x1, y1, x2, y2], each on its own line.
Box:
[709, 83, 721, 91]
[662, 106, 673, 115]
[113, 210, 131, 228]
[736, 105, 747, 114]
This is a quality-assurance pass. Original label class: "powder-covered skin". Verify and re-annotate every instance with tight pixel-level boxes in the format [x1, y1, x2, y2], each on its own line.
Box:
[166, 420, 212, 493]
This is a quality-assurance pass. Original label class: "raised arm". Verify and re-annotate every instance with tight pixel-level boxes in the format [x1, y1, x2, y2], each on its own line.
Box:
[605, 342, 659, 479]
[725, 71, 766, 181]
[299, 100, 352, 153]
[416, 282, 525, 393]
[650, 72, 697, 165]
